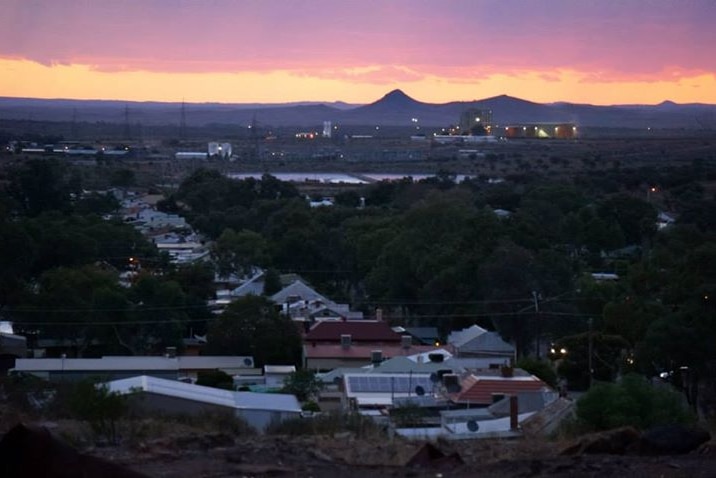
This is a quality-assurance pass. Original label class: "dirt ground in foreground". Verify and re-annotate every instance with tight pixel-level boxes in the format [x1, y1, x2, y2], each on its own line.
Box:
[67, 426, 716, 478]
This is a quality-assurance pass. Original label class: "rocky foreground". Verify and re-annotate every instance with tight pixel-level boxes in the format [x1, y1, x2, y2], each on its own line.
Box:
[4, 421, 715, 478]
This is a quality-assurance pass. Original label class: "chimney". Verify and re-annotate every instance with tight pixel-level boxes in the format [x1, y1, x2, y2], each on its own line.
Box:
[501, 364, 514, 378]
[443, 373, 459, 391]
[510, 395, 519, 430]
[401, 335, 412, 349]
[371, 350, 383, 366]
[375, 308, 383, 321]
[340, 334, 352, 349]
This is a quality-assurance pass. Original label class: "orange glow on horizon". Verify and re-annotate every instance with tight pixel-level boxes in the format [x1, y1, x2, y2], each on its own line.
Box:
[1, 58, 715, 106]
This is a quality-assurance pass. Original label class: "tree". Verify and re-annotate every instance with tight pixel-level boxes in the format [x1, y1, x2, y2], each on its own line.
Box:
[120, 275, 190, 355]
[281, 370, 323, 401]
[5, 159, 75, 216]
[18, 265, 126, 357]
[211, 228, 268, 277]
[516, 357, 557, 388]
[597, 195, 657, 245]
[262, 268, 282, 296]
[205, 296, 301, 367]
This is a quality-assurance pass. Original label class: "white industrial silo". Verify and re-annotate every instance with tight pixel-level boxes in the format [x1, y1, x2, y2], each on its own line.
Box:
[220, 143, 232, 158]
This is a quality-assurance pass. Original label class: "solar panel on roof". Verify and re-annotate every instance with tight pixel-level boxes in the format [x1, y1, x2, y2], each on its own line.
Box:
[347, 375, 433, 393]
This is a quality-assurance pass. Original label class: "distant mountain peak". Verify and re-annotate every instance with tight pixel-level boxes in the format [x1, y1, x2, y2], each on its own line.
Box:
[375, 89, 418, 105]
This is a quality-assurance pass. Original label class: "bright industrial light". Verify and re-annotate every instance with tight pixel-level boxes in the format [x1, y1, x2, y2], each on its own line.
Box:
[475, 117, 480, 122]
[560, 348, 567, 355]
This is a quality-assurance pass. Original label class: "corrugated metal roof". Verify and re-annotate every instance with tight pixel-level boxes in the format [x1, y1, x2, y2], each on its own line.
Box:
[271, 280, 329, 304]
[14, 356, 255, 372]
[304, 343, 445, 359]
[456, 332, 515, 355]
[106, 375, 302, 413]
[368, 356, 457, 374]
[447, 325, 488, 347]
[305, 321, 402, 342]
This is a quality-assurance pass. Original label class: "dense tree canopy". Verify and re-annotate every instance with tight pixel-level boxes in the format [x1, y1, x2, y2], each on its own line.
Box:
[2, 155, 716, 413]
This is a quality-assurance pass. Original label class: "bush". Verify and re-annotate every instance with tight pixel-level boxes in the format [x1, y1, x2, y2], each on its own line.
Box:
[281, 370, 323, 402]
[68, 380, 127, 444]
[196, 370, 235, 390]
[576, 374, 694, 432]
[301, 401, 321, 412]
[265, 411, 385, 438]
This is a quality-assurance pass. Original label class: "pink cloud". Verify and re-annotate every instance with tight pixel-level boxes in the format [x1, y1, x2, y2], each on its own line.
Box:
[1, 0, 714, 82]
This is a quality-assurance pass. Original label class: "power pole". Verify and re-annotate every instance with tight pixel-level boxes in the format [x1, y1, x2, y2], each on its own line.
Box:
[588, 317, 594, 388]
[532, 291, 541, 358]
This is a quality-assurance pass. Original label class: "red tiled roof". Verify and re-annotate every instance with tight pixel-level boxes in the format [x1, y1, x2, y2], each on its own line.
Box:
[304, 343, 449, 359]
[452, 374, 551, 405]
[304, 321, 402, 343]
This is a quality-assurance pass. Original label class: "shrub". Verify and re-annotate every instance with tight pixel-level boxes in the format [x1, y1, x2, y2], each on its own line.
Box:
[196, 370, 235, 390]
[68, 380, 127, 444]
[281, 370, 323, 402]
[576, 373, 693, 432]
[266, 411, 385, 438]
[301, 401, 321, 412]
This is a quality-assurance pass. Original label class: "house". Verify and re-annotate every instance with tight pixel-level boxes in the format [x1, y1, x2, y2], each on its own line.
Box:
[226, 275, 363, 320]
[12, 355, 259, 382]
[657, 211, 676, 230]
[343, 373, 435, 409]
[304, 321, 402, 345]
[106, 375, 301, 432]
[304, 343, 448, 371]
[447, 325, 515, 360]
[399, 326, 440, 346]
[0, 324, 27, 374]
[450, 371, 552, 407]
[304, 321, 452, 370]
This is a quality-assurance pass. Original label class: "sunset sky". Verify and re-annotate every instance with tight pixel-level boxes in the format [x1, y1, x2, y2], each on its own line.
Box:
[2, 0, 715, 105]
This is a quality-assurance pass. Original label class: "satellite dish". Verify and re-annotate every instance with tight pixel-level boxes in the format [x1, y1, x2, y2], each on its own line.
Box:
[415, 385, 425, 396]
[466, 420, 479, 432]
[429, 373, 439, 383]
[243, 358, 253, 367]
[446, 383, 462, 394]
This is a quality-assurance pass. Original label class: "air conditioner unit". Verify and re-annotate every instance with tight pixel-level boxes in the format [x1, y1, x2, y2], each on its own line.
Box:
[242, 357, 254, 367]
